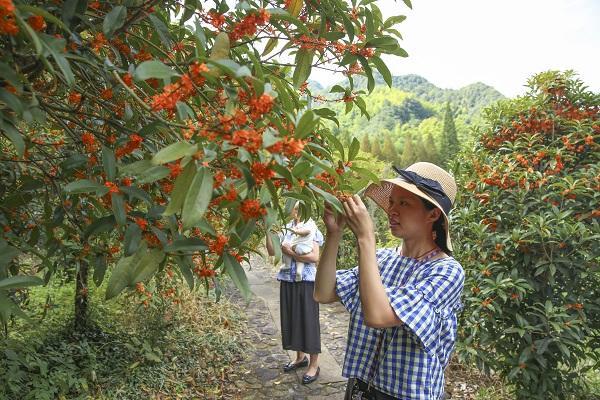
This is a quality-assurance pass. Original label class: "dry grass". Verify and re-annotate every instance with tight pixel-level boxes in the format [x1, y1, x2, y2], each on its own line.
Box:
[445, 357, 513, 400]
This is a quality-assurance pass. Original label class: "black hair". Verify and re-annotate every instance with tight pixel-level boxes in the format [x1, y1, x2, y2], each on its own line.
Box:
[420, 198, 452, 256]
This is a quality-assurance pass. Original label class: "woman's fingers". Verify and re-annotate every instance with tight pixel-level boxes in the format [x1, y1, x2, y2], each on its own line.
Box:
[353, 194, 366, 209]
[342, 199, 354, 218]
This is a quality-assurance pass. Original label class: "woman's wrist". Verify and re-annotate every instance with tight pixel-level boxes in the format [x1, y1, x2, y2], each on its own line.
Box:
[357, 233, 376, 248]
[326, 228, 343, 238]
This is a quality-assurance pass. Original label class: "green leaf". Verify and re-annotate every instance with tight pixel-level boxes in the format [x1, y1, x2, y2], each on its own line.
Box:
[223, 253, 251, 300]
[14, 12, 42, 55]
[102, 145, 116, 181]
[0, 242, 20, 271]
[323, 31, 345, 41]
[180, 0, 197, 24]
[266, 8, 309, 34]
[354, 96, 370, 118]
[105, 252, 137, 300]
[383, 15, 407, 29]
[65, 179, 108, 195]
[130, 249, 165, 284]
[341, 13, 355, 42]
[38, 34, 75, 86]
[193, 19, 207, 57]
[137, 166, 170, 184]
[111, 194, 127, 226]
[349, 137, 360, 161]
[402, 0, 412, 9]
[119, 159, 153, 175]
[308, 183, 343, 213]
[175, 256, 194, 290]
[61, 0, 87, 28]
[293, 49, 313, 88]
[134, 60, 179, 81]
[123, 223, 142, 256]
[358, 56, 375, 93]
[267, 231, 282, 263]
[364, 8, 374, 38]
[313, 108, 339, 126]
[152, 141, 197, 165]
[17, 5, 71, 33]
[164, 237, 208, 253]
[176, 101, 194, 121]
[149, 14, 173, 48]
[350, 165, 380, 183]
[83, 215, 116, 241]
[0, 292, 29, 325]
[326, 132, 345, 160]
[0, 89, 24, 115]
[371, 56, 392, 88]
[103, 5, 127, 37]
[52, 52, 75, 87]
[389, 46, 409, 57]
[295, 110, 319, 139]
[120, 186, 152, 204]
[287, 0, 303, 17]
[0, 119, 25, 157]
[292, 161, 313, 178]
[93, 254, 107, 286]
[182, 167, 214, 229]
[262, 128, 280, 149]
[365, 36, 398, 50]
[262, 37, 278, 56]
[163, 162, 196, 216]
[0, 62, 21, 89]
[0, 275, 44, 290]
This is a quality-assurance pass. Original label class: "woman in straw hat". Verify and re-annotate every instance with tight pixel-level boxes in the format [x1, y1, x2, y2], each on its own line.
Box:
[314, 162, 465, 400]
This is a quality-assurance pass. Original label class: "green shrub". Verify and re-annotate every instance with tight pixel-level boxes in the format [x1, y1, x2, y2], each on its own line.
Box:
[453, 71, 600, 399]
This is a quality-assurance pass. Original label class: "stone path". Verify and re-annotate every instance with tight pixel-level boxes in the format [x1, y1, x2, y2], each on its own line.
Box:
[226, 253, 350, 399]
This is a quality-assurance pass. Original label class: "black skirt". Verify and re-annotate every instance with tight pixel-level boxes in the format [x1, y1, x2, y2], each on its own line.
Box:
[280, 280, 321, 354]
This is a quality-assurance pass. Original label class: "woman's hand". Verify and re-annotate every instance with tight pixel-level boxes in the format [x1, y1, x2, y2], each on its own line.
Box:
[323, 203, 346, 234]
[342, 195, 375, 242]
[281, 243, 294, 256]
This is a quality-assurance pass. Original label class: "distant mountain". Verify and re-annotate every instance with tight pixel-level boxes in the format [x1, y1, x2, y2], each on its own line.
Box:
[307, 79, 324, 92]
[326, 73, 505, 118]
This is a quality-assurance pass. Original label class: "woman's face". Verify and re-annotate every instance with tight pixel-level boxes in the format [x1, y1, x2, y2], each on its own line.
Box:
[388, 186, 440, 239]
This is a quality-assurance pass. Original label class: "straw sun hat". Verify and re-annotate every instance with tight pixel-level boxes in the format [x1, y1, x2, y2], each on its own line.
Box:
[364, 162, 458, 252]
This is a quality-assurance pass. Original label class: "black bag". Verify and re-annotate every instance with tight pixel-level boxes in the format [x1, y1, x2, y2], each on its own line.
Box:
[344, 378, 372, 400]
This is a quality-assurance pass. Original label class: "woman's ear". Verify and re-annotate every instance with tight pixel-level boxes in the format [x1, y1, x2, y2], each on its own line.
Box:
[427, 207, 442, 223]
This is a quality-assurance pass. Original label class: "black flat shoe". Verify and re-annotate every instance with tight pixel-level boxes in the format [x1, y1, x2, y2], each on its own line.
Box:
[283, 356, 309, 372]
[302, 367, 320, 384]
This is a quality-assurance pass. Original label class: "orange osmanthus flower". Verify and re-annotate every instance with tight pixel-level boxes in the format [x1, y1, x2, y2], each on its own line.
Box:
[0, 0, 18, 36]
[240, 199, 266, 220]
[27, 15, 46, 31]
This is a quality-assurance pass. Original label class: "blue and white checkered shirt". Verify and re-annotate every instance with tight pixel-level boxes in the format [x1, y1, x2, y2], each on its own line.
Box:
[335, 248, 464, 399]
[276, 219, 324, 282]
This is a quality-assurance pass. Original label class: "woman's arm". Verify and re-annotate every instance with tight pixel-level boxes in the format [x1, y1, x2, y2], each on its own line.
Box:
[282, 241, 319, 263]
[357, 236, 402, 328]
[313, 231, 342, 303]
[344, 195, 402, 328]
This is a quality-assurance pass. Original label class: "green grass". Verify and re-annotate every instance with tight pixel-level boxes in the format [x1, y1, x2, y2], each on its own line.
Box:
[1, 274, 247, 399]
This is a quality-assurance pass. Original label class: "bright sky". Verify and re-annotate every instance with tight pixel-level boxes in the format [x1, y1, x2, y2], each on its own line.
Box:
[310, 0, 600, 97]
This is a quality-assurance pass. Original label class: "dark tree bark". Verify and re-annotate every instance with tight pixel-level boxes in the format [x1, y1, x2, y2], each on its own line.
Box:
[74, 259, 89, 331]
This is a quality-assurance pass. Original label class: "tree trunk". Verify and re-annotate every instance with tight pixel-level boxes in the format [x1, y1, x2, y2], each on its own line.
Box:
[74, 259, 89, 331]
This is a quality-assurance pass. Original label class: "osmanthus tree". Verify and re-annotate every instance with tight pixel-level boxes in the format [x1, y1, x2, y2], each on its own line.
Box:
[0, 0, 410, 330]
[453, 71, 599, 399]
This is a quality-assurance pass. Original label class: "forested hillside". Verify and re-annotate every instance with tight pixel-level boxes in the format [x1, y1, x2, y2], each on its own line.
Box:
[312, 73, 505, 167]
